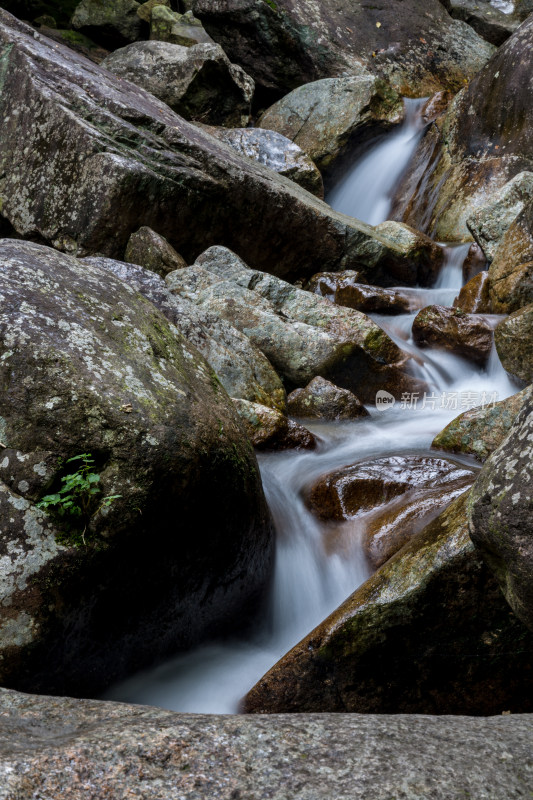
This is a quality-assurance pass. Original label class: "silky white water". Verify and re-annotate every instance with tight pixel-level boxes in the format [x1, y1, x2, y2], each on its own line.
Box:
[105, 103, 520, 714]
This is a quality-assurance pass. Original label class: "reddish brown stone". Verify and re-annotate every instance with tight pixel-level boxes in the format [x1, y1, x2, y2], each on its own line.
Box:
[412, 304, 493, 366]
[453, 271, 492, 313]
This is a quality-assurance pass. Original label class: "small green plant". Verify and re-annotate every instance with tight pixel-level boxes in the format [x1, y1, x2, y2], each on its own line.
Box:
[37, 453, 121, 544]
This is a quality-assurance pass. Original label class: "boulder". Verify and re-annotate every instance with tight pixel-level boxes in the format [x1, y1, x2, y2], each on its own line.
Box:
[307, 455, 474, 522]
[244, 492, 533, 714]
[102, 40, 254, 127]
[192, 0, 494, 98]
[432, 387, 529, 462]
[166, 246, 425, 402]
[469, 388, 533, 632]
[136, 0, 170, 23]
[453, 271, 492, 313]
[412, 305, 493, 366]
[393, 18, 533, 241]
[494, 304, 533, 382]
[83, 255, 287, 410]
[71, 0, 142, 48]
[306, 272, 417, 314]
[442, 0, 520, 45]
[0, 10, 439, 284]
[125, 226, 188, 276]
[489, 202, 533, 312]
[258, 73, 402, 174]
[202, 126, 324, 197]
[150, 5, 214, 45]
[1, 690, 533, 800]
[462, 242, 488, 282]
[233, 399, 316, 450]
[0, 239, 273, 697]
[287, 377, 368, 420]
[371, 221, 444, 286]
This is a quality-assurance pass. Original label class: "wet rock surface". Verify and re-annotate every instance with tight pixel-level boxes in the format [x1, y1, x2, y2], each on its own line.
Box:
[307, 272, 417, 314]
[1, 689, 533, 800]
[489, 202, 533, 313]
[469, 388, 533, 633]
[412, 304, 493, 366]
[233, 399, 316, 451]
[192, 0, 495, 98]
[0, 239, 273, 697]
[287, 377, 368, 421]
[495, 304, 533, 383]
[453, 271, 492, 313]
[245, 492, 533, 715]
[432, 387, 528, 462]
[102, 40, 254, 127]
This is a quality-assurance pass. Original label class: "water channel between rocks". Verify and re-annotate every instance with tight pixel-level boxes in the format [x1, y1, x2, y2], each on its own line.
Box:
[105, 99, 519, 714]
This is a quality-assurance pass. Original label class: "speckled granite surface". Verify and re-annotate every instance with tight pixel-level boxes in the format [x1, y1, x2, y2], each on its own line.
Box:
[0, 689, 531, 798]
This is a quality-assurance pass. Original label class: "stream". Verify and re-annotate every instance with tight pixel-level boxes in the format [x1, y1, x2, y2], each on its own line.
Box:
[105, 100, 519, 714]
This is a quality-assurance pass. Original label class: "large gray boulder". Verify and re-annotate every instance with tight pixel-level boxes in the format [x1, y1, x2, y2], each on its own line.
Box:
[0, 689, 533, 799]
[245, 492, 533, 714]
[394, 18, 533, 241]
[192, 0, 494, 98]
[83, 255, 287, 410]
[0, 9, 437, 284]
[0, 239, 273, 697]
[102, 40, 254, 127]
[258, 73, 402, 174]
[469, 388, 533, 633]
[166, 246, 424, 402]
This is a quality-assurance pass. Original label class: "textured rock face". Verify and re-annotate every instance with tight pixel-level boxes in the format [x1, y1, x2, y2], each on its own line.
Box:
[287, 377, 368, 420]
[258, 73, 402, 173]
[125, 226, 187, 276]
[233, 399, 315, 450]
[192, 0, 494, 98]
[1, 691, 533, 800]
[469, 388, 533, 632]
[102, 40, 254, 127]
[394, 19, 533, 240]
[495, 304, 533, 383]
[83, 255, 286, 410]
[453, 271, 492, 313]
[245, 492, 533, 714]
[307, 272, 418, 314]
[0, 10, 437, 283]
[150, 5, 214, 46]
[489, 202, 533, 313]
[71, 0, 142, 47]
[412, 305, 493, 366]
[166, 246, 424, 402]
[203, 126, 324, 197]
[443, 0, 520, 45]
[0, 240, 273, 696]
[432, 387, 529, 462]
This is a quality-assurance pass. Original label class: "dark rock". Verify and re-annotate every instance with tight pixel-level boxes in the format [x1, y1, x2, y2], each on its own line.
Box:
[71, 0, 143, 48]
[394, 18, 533, 240]
[489, 202, 533, 313]
[287, 377, 368, 420]
[125, 226, 187, 276]
[192, 0, 494, 98]
[202, 126, 324, 197]
[412, 304, 493, 366]
[258, 72, 402, 173]
[469, 388, 533, 633]
[442, 0, 520, 46]
[233, 399, 316, 451]
[307, 455, 473, 521]
[166, 246, 425, 403]
[432, 387, 529, 462]
[463, 242, 488, 283]
[83, 255, 287, 410]
[307, 272, 418, 314]
[102, 40, 254, 127]
[453, 271, 492, 313]
[137, 0, 170, 23]
[1, 689, 533, 799]
[244, 492, 533, 714]
[0, 239, 273, 697]
[0, 10, 438, 284]
[494, 304, 533, 382]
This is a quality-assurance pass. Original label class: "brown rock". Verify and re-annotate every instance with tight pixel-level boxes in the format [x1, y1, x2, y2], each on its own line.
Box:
[494, 303, 533, 383]
[307, 455, 473, 522]
[125, 226, 187, 277]
[462, 242, 487, 283]
[490, 261, 533, 314]
[233, 399, 316, 451]
[412, 304, 493, 366]
[421, 91, 453, 124]
[453, 271, 492, 313]
[306, 272, 417, 314]
[287, 377, 368, 421]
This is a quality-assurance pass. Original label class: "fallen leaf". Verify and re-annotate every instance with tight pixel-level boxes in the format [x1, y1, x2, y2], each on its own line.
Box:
[376, 21, 381, 27]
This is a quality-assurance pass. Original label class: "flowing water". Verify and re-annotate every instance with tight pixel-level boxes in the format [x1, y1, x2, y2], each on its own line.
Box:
[106, 101, 520, 714]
